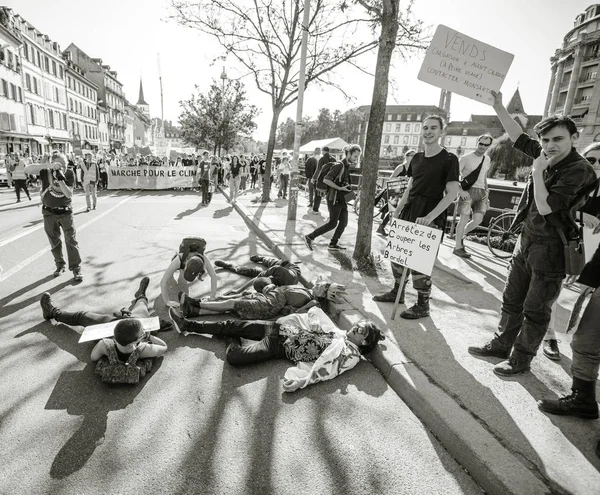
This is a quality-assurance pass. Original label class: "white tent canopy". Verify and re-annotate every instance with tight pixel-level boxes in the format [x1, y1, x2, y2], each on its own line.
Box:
[299, 137, 349, 154]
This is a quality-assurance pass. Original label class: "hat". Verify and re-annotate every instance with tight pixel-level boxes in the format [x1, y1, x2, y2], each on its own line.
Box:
[114, 319, 143, 346]
[183, 255, 205, 282]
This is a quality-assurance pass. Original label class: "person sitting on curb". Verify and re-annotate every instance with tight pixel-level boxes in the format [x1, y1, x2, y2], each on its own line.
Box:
[179, 279, 347, 320]
[40, 276, 172, 333]
[214, 255, 301, 295]
[537, 241, 600, 460]
[161, 237, 217, 307]
[168, 306, 384, 392]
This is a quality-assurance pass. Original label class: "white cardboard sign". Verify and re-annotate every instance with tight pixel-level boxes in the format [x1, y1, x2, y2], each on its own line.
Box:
[418, 25, 514, 105]
[78, 317, 160, 343]
[382, 219, 443, 276]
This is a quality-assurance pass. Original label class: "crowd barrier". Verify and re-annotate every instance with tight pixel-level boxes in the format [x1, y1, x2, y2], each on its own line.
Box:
[107, 165, 198, 190]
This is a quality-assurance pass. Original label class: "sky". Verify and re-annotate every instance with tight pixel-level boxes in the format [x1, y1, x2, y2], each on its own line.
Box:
[5, 0, 596, 139]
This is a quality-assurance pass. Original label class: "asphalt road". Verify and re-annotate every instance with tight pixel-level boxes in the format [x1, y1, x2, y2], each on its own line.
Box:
[0, 186, 481, 495]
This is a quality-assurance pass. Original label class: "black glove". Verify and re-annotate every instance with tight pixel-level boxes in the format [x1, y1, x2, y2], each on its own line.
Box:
[54, 170, 66, 182]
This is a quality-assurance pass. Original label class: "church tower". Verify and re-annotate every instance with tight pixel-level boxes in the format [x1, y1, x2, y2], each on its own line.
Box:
[507, 88, 528, 128]
[137, 78, 150, 118]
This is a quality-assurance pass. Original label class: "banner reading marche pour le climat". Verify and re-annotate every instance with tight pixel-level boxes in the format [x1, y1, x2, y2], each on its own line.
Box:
[107, 165, 198, 190]
[418, 25, 514, 105]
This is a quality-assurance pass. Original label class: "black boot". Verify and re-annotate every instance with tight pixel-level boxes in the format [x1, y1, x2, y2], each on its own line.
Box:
[40, 292, 58, 320]
[400, 290, 430, 319]
[134, 276, 149, 300]
[538, 377, 599, 419]
[179, 293, 201, 318]
[373, 279, 407, 303]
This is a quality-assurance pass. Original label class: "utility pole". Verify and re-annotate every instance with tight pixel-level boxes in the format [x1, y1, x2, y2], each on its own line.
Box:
[157, 54, 164, 138]
[220, 67, 227, 155]
[287, 0, 311, 220]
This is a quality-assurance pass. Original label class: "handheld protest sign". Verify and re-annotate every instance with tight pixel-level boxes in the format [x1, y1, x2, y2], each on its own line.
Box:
[78, 317, 160, 343]
[390, 267, 408, 320]
[418, 25, 514, 105]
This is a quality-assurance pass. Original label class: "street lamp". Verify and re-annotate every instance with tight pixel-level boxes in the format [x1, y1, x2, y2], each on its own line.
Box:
[220, 67, 228, 155]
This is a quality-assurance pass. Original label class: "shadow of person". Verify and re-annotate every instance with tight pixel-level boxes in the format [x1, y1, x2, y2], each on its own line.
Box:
[174, 202, 205, 220]
[213, 206, 234, 219]
[45, 358, 163, 479]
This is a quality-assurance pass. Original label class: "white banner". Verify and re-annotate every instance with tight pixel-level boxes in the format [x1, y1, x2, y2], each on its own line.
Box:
[382, 219, 443, 276]
[107, 165, 197, 190]
[418, 25, 514, 105]
[78, 317, 160, 343]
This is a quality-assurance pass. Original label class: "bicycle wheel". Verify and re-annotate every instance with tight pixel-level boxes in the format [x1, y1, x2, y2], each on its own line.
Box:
[487, 212, 518, 259]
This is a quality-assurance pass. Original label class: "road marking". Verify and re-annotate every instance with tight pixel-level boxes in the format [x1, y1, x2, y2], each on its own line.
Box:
[0, 193, 121, 247]
[0, 193, 137, 282]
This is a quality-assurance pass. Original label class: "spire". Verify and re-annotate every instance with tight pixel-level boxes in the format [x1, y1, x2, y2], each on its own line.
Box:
[506, 88, 525, 115]
[137, 78, 149, 106]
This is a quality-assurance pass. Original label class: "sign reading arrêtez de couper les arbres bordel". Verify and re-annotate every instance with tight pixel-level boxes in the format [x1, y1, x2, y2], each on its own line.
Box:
[382, 219, 443, 277]
[418, 25, 514, 105]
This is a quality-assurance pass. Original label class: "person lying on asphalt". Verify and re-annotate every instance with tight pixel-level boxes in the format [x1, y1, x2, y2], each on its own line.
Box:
[179, 279, 347, 320]
[168, 306, 384, 392]
[213, 254, 301, 295]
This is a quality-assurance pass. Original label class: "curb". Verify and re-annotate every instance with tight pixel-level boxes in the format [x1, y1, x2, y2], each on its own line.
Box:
[222, 188, 551, 495]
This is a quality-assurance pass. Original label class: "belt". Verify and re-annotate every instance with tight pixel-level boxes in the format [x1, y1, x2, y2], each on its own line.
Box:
[42, 205, 72, 214]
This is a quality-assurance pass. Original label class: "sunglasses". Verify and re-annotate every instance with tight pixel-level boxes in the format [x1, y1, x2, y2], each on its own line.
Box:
[587, 157, 599, 165]
[478, 142, 492, 147]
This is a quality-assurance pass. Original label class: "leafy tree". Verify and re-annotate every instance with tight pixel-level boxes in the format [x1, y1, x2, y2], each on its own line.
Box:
[178, 79, 258, 154]
[487, 133, 533, 180]
[170, 0, 392, 202]
[276, 117, 296, 149]
[353, 0, 427, 262]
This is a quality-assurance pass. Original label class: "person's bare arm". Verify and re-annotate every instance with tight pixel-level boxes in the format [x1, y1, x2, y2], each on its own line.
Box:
[90, 340, 107, 361]
[161, 257, 184, 306]
[531, 154, 553, 216]
[393, 178, 413, 217]
[415, 182, 460, 225]
[138, 335, 168, 359]
[491, 91, 524, 143]
[203, 255, 218, 299]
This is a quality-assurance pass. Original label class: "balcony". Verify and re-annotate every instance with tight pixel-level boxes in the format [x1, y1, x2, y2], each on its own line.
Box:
[579, 75, 597, 85]
[573, 98, 592, 106]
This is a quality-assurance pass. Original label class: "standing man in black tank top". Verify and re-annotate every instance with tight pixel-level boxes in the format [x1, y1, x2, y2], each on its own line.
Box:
[373, 115, 460, 319]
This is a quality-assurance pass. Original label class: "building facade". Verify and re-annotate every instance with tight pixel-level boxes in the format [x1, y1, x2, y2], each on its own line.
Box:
[0, 8, 28, 155]
[97, 106, 109, 151]
[355, 105, 448, 158]
[64, 44, 126, 150]
[124, 101, 151, 148]
[545, 4, 600, 148]
[445, 89, 542, 157]
[63, 53, 99, 152]
[13, 11, 70, 155]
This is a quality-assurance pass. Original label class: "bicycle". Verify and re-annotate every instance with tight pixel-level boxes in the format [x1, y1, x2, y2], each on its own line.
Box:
[353, 184, 386, 216]
[486, 210, 522, 259]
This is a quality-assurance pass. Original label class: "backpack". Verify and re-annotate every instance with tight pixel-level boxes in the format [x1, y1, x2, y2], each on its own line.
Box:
[316, 160, 337, 193]
[178, 237, 207, 264]
[94, 338, 153, 384]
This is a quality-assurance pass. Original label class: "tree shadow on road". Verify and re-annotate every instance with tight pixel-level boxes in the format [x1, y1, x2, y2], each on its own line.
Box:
[174, 202, 206, 220]
[0, 277, 75, 319]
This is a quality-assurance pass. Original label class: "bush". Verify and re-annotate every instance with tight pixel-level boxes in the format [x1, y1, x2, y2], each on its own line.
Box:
[515, 166, 532, 182]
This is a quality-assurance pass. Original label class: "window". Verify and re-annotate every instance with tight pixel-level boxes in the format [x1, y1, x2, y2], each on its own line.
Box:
[416, 114, 422, 120]
[406, 114, 412, 121]
[25, 73, 31, 91]
[403, 136, 409, 144]
[69, 98, 73, 111]
[33, 77, 38, 95]
[385, 123, 391, 132]
[394, 135, 399, 144]
[51, 60, 56, 75]
[17, 87, 23, 103]
[44, 56, 49, 72]
[54, 87, 60, 103]
[395, 124, 401, 132]
[414, 124, 421, 133]
[23, 44, 29, 60]
[387, 114, 392, 120]
[412, 136, 418, 145]
[384, 135, 390, 144]
[461, 137, 467, 146]
[48, 110, 54, 128]
[36, 51, 40, 67]
[405, 124, 411, 132]
[0, 79, 6, 97]
[59, 66, 63, 79]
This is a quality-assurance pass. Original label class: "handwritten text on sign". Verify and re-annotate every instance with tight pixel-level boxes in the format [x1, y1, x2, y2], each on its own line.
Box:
[417, 25, 514, 105]
[382, 219, 443, 276]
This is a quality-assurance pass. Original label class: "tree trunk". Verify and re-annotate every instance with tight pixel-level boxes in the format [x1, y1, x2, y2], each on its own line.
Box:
[261, 107, 282, 202]
[353, 0, 400, 262]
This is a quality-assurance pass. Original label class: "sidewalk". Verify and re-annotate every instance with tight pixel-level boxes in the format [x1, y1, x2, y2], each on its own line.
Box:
[221, 184, 600, 495]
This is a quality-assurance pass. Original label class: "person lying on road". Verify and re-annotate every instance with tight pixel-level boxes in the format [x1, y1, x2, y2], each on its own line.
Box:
[168, 306, 384, 392]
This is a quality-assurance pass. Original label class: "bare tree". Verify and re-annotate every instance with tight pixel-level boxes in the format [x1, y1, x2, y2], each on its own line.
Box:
[170, 0, 390, 202]
[352, 0, 427, 262]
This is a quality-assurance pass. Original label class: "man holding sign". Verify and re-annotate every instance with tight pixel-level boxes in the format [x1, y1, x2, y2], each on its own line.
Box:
[373, 116, 460, 319]
[469, 91, 597, 376]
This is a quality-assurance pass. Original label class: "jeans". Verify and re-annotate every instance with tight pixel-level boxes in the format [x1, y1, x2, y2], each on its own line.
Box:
[494, 234, 565, 360]
[222, 256, 300, 285]
[229, 176, 241, 201]
[54, 296, 150, 327]
[43, 211, 82, 271]
[14, 179, 30, 201]
[84, 182, 97, 209]
[279, 173, 289, 198]
[184, 319, 286, 366]
[307, 201, 348, 245]
[571, 289, 600, 381]
[312, 190, 323, 212]
[251, 174, 258, 188]
[307, 179, 314, 206]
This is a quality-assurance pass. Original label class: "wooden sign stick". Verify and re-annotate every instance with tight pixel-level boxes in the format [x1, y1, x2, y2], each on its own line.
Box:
[391, 266, 408, 320]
